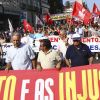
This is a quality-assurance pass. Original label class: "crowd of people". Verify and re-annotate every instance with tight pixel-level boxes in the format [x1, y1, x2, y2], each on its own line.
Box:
[0, 22, 100, 70]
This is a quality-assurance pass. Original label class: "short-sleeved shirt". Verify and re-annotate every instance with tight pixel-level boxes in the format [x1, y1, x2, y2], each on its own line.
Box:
[66, 43, 93, 67]
[6, 43, 35, 70]
[37, 49, 62, 69]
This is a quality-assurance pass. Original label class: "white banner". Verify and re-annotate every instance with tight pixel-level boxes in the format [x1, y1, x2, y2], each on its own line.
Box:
[82, 36, 100, 52]
[31, 35, 61, 52]
[1, 43, 13, 58]
[3, 36, 100, 60]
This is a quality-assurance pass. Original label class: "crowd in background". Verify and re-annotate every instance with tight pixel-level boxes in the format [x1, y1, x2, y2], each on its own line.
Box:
[0, 21, 100, 70]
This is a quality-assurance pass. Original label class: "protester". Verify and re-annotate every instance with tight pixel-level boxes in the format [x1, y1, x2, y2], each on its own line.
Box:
[34, 28, 44, 39]
[84, 26, 89, 37]
[75, 24, 84, 37]
[0, 17, 99, 69]
[49, 27, 59, 35]
[58, 30, 69, 67]
[21, 31, 34, 45]
[0, 32, 10, 68]
[6, 32, 36, 70]
[0, 43, 3, 68]
[58, 30, 68, 58]
[0, 33, 5, 44]
[65, 33, 93, 67]
[37, 39, 62, 70]
[67, 25, 75, 35]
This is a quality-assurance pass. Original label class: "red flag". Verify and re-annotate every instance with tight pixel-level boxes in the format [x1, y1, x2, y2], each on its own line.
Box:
[44, 13, 50, 23]
[72, 1, 91, 24]
[48, 19, 53, 25]
[92, 3, 100, 15]
[43, 13, 53, 25]
[23, 20, 33, 33]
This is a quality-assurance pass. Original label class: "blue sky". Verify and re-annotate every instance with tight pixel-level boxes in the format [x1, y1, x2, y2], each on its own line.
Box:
[63, 0, 100, 11]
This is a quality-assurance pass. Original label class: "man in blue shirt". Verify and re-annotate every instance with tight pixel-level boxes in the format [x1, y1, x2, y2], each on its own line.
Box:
[65, 33, 93, 67]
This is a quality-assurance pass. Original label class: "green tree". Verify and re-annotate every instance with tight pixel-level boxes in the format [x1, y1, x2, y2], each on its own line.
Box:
[65, 1, 71, 9]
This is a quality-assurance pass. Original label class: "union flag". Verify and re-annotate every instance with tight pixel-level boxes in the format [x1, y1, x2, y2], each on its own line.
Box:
[72, 1, 91, 24]
[92, 3, 100, 15]
[23, 20, 34, 33]
[43, 13, 53, 25]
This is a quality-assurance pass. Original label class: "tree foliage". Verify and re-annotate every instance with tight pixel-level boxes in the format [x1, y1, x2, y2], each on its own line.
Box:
[65, 1, 71, 9]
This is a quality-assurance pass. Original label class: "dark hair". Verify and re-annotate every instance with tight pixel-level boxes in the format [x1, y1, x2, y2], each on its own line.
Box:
[41, 39, 52, 49]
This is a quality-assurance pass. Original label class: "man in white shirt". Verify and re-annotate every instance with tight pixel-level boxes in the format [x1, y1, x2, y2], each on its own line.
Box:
[6, 32, 36, 70]
[37, 39, 62, 70]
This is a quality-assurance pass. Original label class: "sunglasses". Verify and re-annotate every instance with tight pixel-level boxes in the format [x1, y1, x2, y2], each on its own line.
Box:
[73, 40, 80, 42]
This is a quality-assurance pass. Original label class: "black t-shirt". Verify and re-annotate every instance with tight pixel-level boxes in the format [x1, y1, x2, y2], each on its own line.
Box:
[66, 43, 93, 67]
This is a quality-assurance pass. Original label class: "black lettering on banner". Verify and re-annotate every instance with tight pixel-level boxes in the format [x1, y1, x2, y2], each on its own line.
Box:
[33, 40, 35, 47]
[95, 45, 99, 50]
[52, 45, 57, 50]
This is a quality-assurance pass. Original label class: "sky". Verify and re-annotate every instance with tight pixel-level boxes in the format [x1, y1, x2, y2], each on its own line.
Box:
[63, 0, 100, 11]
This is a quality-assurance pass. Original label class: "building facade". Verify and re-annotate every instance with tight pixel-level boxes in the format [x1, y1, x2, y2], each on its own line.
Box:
[0, 0, 42, 30]
[41, 0, 50, 15]
[0, 0, 21, 30]
[48, 0, 63, 14]
[0, 0, 64, 31]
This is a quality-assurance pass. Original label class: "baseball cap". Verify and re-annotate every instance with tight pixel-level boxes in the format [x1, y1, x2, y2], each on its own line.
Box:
[72, 33, 81, 40]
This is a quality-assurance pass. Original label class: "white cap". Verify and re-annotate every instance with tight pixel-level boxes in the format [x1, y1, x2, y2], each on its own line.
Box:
[72, 33, 81, 40]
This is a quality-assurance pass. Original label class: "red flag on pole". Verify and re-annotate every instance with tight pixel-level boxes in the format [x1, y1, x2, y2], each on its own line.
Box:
[44, 13, 50, 23]
[92, 3, 100, 15]
[23, 20, 33, 33]
[72, 1, 91, 24]
[43, 13, 53, 25]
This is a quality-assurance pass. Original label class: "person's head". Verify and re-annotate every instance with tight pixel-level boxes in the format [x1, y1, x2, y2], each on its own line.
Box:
[12, 32, 21, 47]
[72, 33, 81, 46]
[59, 30, 66, 39]
[38, 28, 43, 33]
[39, 39, 52, 52]
[50, 27, 54, 32]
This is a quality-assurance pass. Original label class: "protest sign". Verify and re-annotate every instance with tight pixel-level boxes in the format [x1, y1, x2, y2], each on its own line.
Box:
[0, 64, 100, 100]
